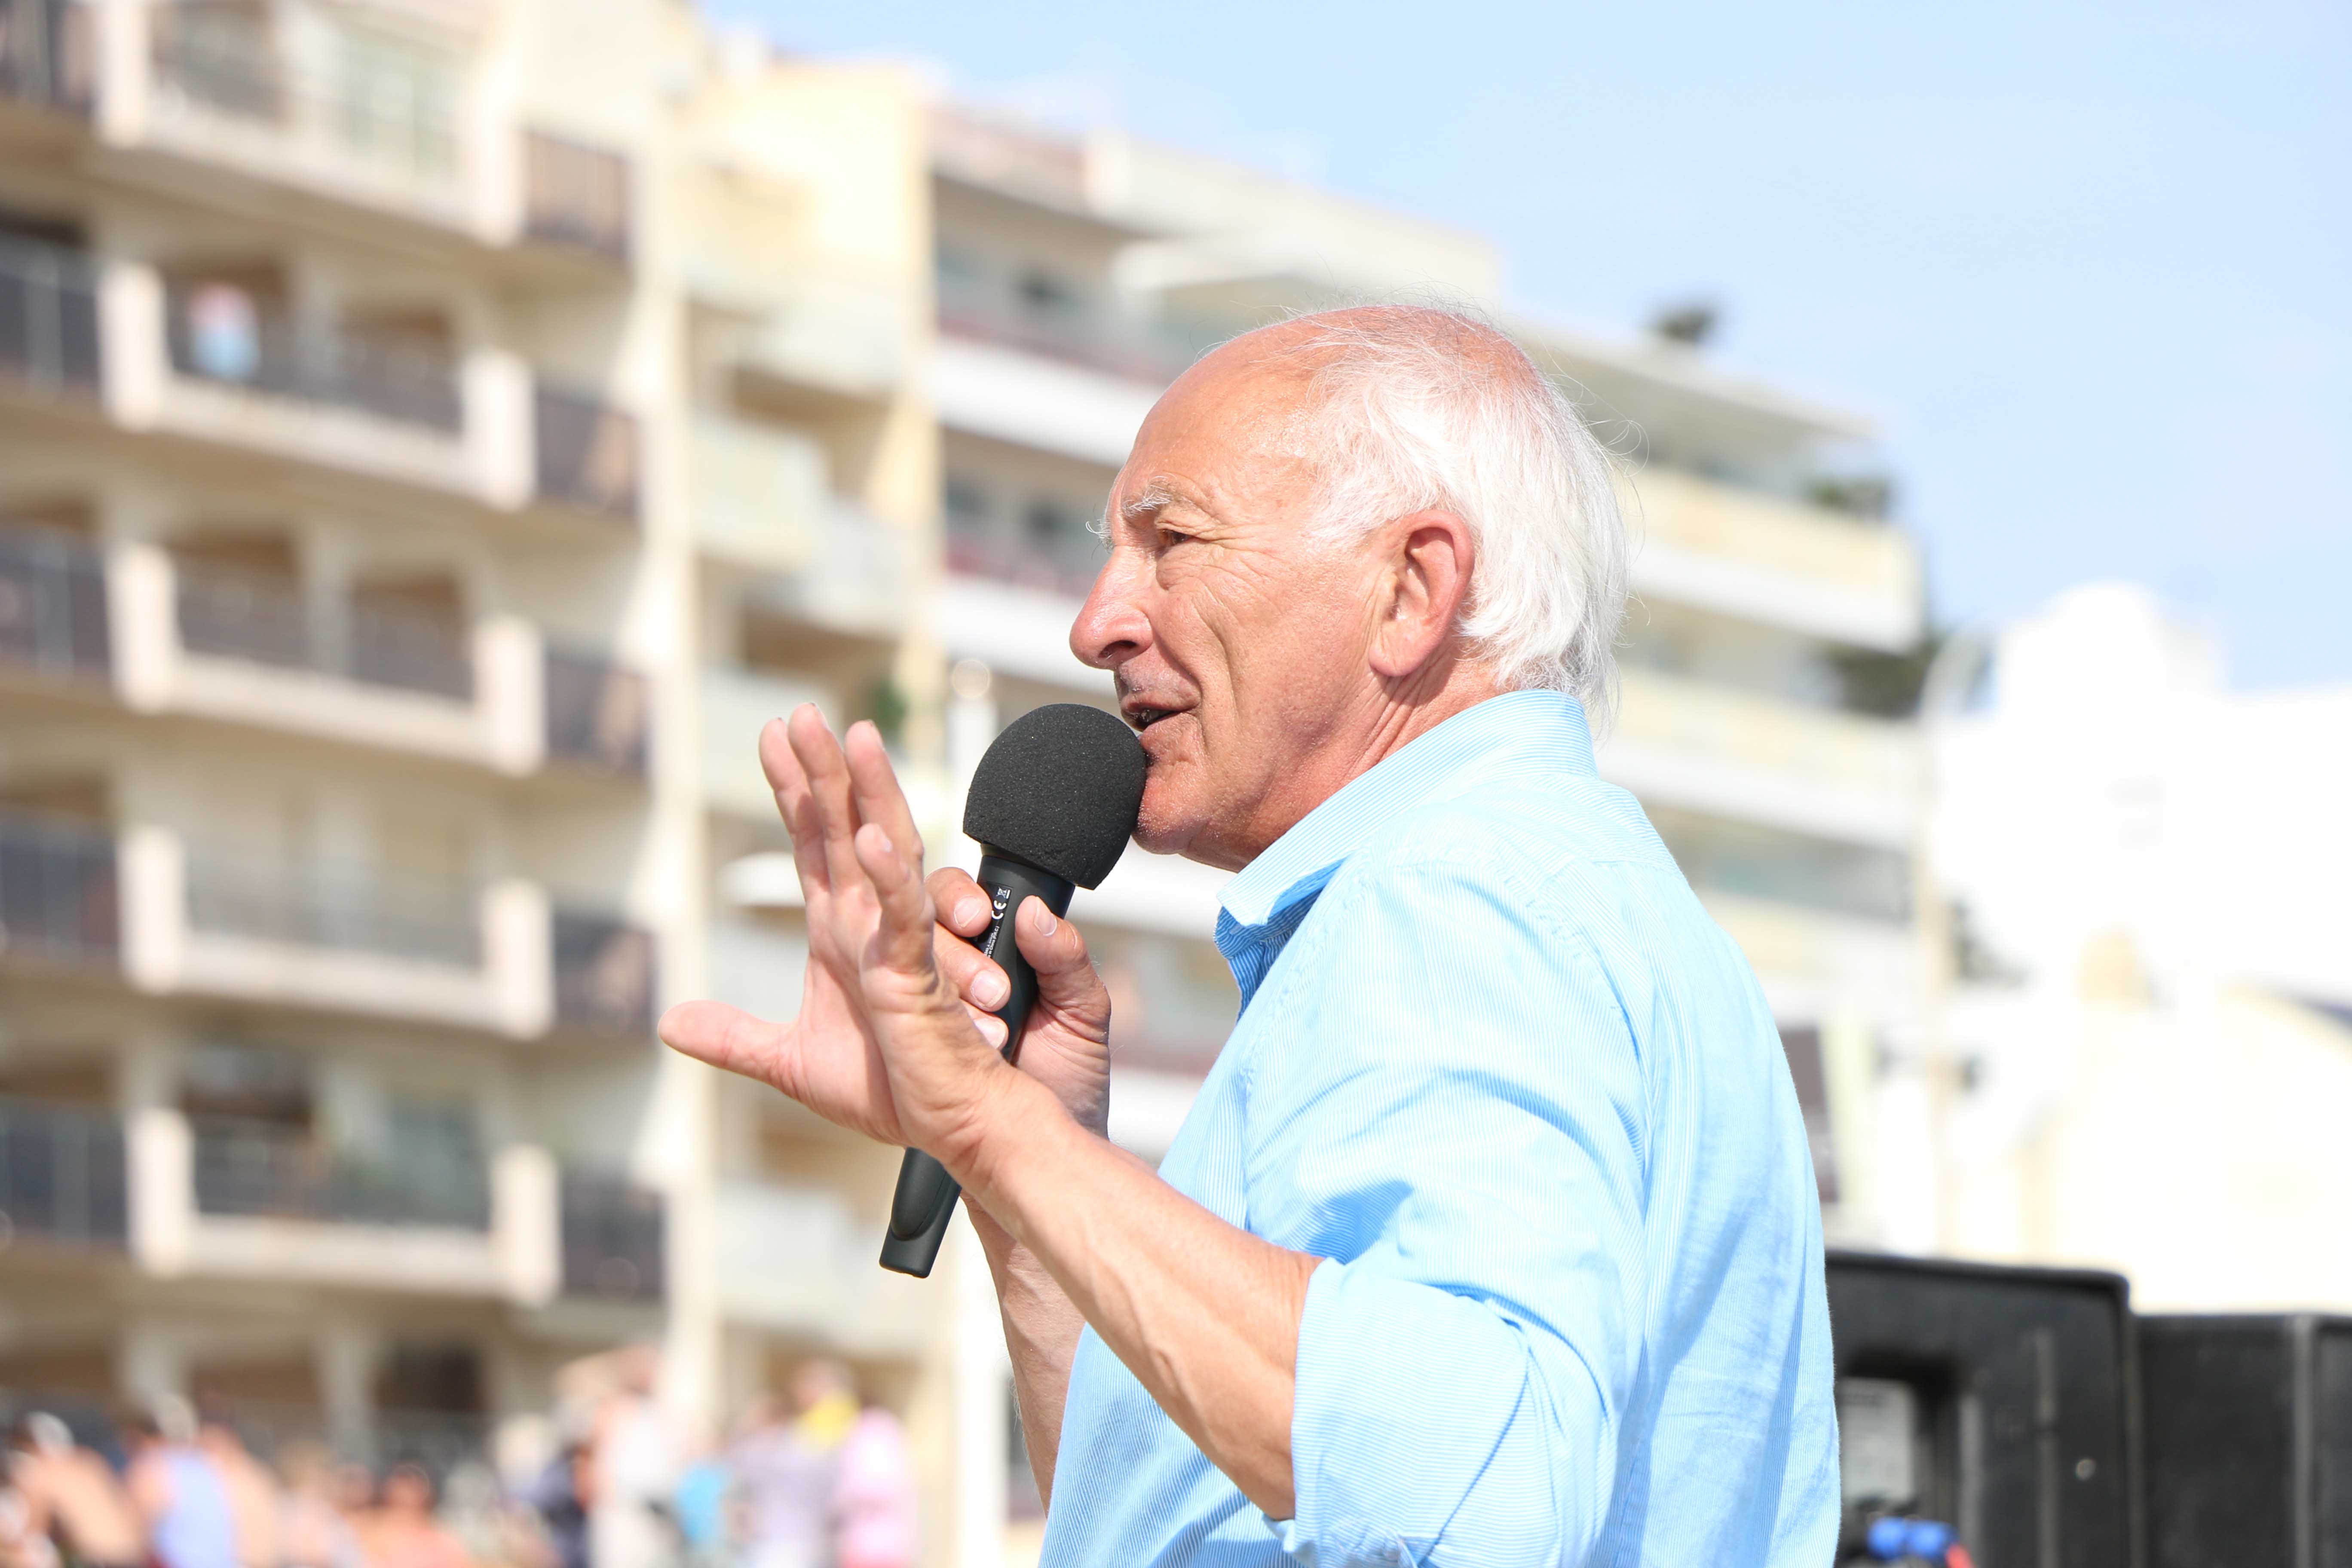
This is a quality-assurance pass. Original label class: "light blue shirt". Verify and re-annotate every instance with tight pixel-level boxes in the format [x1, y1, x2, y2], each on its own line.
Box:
[1040, 690, 1838, 1567]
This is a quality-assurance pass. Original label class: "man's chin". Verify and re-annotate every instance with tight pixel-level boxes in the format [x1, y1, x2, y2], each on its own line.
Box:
[1132, 780, 1208, 860]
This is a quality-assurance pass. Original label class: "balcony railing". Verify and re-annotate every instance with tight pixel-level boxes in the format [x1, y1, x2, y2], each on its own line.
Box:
[945, 527, 1101, 600]
[533, 382, 638, 518]
[551, 909, 655, 1037]
[174, 565, 472, 700]
[0, 1097, 127, 1250]
[184, 856, 481, 967]
[522, 131, 630, 260]
[559, 1168, 663, 1299]
[0, 0, 92, 113]
[192, 1115, 490, 1228]
[0, 811, 117, 966]
[1614, 667, 1916, 808]
[937, 293, 1197, 386]
[543, 644, 648, 776]
[0, 236, 100, 396]
[213, 1401, 489, 1482]
[166, 289, 461, 432]
[0, 527, 109, 681]
[147, 7, 461, 196]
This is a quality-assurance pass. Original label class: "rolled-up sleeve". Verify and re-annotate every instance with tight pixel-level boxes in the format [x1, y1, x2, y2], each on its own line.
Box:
[1246, 853, 1650, 1566]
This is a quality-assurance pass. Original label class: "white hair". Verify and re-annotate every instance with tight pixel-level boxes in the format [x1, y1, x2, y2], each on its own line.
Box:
[1266, 305, 1627, 720]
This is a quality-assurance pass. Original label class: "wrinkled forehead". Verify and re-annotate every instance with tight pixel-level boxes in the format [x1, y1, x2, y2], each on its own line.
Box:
[1110, 340, 1327, 523]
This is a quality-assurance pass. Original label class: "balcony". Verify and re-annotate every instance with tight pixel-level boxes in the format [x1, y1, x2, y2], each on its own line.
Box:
[946, 526, 1100, 601]
[83, 543, 547, 773]
[175, 563, 469, 700]
[132, 1110, 554, 1297]
[939, 572, 1106, 692]
[714, 1179, 929, 1354]
[937, 295, 1194, 388]
[0, 811, 118, 970]
[701, 666, 834, 817]
[550, 909, 656, 1038]
[0, 236, 101, 399]
[931, 329, 1161, 469]
[1605, 668, 1919, 848]
[740, 500, 915, 639]
[721, 274, 909, 406]
[186, 854, 480, 968]
[166, 288, 461, 432]
[192, 1115, 489, 1229]
[0, 527, 109, 686]
[559, 1168, 663, 1301]
[0, 1097, 128, 1252]
[140, 1, 468, 225]
[690, 415, 827, 573]
[115, 828, 551, 1033]
[0, 0, 93, 118]
[543, 643, 649, 778]
[1625, 467, 1923, 651]
[522, 131, 631, 261]
[532, 382, 639, 520]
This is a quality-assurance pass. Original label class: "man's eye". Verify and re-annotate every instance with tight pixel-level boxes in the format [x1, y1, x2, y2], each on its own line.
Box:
[1157, 527, 1194, 548]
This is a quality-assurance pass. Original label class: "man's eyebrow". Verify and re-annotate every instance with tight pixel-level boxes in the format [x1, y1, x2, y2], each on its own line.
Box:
[1119, 482, 1183, 524]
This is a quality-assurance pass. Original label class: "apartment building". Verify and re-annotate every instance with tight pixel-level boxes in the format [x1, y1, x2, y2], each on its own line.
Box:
[0, 0, 974, 1526]
[0, 7, 1924, 1564]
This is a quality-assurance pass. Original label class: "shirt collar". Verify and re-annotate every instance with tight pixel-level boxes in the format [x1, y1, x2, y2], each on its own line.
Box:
[1214, 689, 1595, 959]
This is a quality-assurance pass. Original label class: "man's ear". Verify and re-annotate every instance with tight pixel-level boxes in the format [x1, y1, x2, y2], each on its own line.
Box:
[1368, 510, 1475, 682]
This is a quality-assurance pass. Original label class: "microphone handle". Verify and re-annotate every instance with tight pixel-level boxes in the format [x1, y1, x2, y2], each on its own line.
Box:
[878, 851, 1075, 1277]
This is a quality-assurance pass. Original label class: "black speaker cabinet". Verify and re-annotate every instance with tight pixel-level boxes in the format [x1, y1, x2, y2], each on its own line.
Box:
[2139, 1314, 2352, 1568]
[1827, 1249, 2141, 1568]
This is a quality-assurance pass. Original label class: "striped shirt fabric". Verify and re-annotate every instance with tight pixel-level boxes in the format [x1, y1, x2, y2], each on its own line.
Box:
[1039, 689, 1839, 1567]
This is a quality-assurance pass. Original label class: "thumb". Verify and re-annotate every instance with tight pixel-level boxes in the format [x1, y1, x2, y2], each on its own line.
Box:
[658, 1000, 795, 1090]
[1013, 898, 1102, 1010]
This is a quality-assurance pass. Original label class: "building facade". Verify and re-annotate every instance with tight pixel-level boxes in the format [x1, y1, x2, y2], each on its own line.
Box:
[0, 9, 1926, 1565]
[1925, 583, 2352, 1309]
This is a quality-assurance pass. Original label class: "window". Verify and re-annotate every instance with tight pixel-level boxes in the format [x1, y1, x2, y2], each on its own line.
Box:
[1014, 269, 1083, 322]
[944, 474, 990, 531]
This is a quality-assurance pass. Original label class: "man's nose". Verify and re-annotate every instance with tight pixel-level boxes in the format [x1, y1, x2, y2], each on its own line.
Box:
[1071, 549, 1154, 672]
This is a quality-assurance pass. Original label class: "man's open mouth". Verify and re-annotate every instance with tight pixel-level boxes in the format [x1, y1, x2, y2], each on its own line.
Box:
[1124, 704, 1186, 732]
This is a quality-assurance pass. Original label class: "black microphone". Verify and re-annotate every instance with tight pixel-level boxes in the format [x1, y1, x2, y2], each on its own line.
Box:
[878, 702, 1146, 1278]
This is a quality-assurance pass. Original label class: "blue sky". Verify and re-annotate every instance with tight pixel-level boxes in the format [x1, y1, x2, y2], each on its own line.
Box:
[717, 0, 2352, 687]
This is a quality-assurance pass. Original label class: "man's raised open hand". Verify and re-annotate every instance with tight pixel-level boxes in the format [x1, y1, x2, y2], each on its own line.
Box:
[657, 705, 1115, 1156]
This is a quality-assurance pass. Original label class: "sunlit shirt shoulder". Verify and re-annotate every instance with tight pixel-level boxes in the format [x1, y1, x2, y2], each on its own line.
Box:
[1040, 689, 1838, 1568]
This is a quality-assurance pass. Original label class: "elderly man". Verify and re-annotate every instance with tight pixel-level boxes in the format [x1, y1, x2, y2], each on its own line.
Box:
[662, 306, 1838, 1564]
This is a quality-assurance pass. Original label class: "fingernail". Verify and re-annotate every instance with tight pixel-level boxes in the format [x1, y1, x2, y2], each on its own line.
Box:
[979, 1014, 1007, 1047]
[958, 898, 989, 926]
[1028, 903, 1058, 935]
[975, 971, 1009, 1008]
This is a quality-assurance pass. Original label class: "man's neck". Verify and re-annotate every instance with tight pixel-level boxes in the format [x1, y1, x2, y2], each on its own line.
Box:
[1191, 662, 1506, 871]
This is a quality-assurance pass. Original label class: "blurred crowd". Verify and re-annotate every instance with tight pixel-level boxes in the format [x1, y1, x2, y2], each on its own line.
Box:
[0, 1352, 914, 1568]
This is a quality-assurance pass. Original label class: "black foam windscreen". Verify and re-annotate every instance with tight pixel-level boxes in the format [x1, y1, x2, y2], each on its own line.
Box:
[962, 703, 1146, 889]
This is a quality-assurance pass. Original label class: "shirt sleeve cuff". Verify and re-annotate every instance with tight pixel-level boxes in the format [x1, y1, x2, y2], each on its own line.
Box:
[1265, 1257, 1533, 1565]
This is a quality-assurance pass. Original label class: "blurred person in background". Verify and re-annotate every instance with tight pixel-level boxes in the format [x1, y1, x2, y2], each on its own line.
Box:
[518, 1439, 588, 1568]
[355, 1467, 469, 1568]
[0, 1476, 56, 1568]
[10, 1414, 142, 1568]
[432, 1460, 505, 1568]
[194, 1415, 278, 1568]
[829, 1394, 912, 1568]
[126, 1402, 238, 1568]
[723, 1389, 829, 1568]
[588, 1348, 678, 1568]
[665, 1449, 727, 1568]
[272, 1443, 358, 1568]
